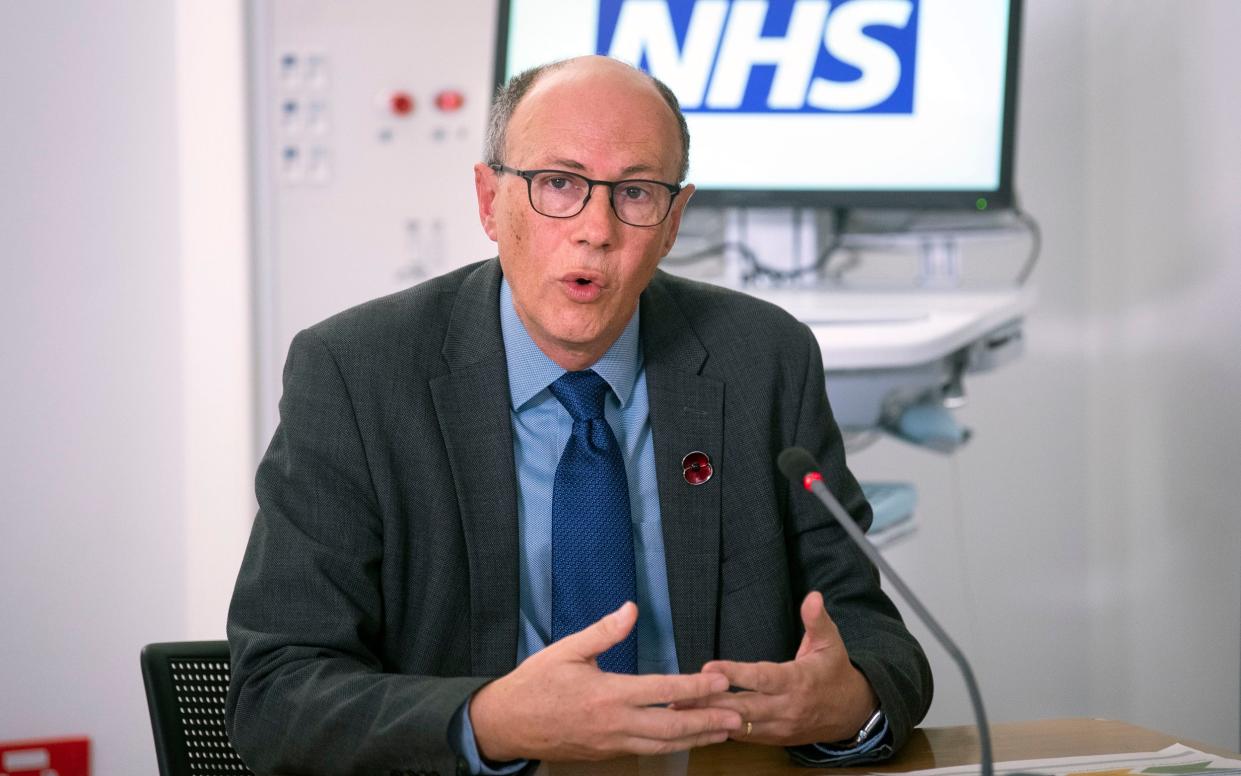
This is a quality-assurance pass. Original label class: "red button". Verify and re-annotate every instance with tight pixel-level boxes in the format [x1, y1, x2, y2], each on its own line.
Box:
[434, 89, 465, 112]
[390, 91, 414, 116]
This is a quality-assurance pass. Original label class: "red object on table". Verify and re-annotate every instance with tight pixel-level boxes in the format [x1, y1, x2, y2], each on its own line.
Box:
[0, 737, 90, 776]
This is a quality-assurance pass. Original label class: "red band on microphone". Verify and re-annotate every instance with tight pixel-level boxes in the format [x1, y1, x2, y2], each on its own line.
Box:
[802, 472, 823, 491]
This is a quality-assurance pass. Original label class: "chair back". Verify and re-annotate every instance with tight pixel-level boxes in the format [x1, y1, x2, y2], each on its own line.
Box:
[140, 641, 254, 776]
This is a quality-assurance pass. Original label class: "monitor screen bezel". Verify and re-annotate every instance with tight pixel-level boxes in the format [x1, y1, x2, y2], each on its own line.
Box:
[492, 0, 1024, 211]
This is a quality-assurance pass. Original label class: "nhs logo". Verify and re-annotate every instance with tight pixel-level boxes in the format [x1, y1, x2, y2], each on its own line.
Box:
[597, 0, 919, 113]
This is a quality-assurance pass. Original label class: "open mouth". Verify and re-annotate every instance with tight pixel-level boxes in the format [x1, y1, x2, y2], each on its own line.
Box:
[561, 272, 604, 301]
[562, 271, 604, 287]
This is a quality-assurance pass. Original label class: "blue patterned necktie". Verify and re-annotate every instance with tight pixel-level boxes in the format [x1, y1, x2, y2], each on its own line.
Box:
[548, 369, 638, 673]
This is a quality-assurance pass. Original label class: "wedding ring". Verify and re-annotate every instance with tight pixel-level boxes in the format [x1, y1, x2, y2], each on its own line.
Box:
[745, 721, 753, 737]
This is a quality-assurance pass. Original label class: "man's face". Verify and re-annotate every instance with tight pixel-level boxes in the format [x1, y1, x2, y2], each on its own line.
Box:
[474, 58, 694, 370]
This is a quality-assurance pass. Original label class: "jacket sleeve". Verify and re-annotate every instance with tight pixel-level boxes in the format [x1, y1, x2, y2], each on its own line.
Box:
[226, 328, 486, 776]
[784, 322, 934, 757]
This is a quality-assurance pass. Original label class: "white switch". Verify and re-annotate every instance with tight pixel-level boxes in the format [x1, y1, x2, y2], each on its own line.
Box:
[305, 53, 329, 89]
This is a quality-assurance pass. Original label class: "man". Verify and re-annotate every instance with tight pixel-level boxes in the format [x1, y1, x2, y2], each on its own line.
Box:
[227, 56, 932, 776]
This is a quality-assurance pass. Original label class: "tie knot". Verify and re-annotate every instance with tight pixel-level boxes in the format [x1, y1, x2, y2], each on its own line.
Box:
[549, 370, 611, 422]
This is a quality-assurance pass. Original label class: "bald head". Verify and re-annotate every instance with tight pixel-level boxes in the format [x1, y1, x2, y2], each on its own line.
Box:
[484, 56, 690, 182]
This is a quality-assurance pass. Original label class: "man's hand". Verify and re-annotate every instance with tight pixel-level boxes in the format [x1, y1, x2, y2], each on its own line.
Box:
[679, 592, 879, 747]
[469, 602, 743, 762]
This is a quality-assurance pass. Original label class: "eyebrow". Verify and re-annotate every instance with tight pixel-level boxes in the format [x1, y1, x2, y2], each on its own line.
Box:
[546, 157, 662, 179]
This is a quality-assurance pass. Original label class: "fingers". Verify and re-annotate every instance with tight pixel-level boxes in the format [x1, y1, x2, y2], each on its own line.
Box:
[568, 683, 740, 759]
[608, 705, 740, 756]
[620, 671, 730, 706]
[552, 602, 638, 662]
[681, 691, 801, 745]
[667, 691, 796, 746]
[672, 686, 780, 719]
[727, 718, 786, 745]
[700, 658, 790, 695]
[624, 729, 734, 755]
[799, 591, 843, 651]
[689, 659, 793, 733]
[623, 704, 742, 741]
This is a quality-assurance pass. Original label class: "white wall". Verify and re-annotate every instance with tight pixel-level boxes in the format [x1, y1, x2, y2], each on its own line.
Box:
[1082, 0, 1241, 749]
[854, 0, 1241, 752]
[0, 1, 253, 771]
[176, 0, 254, 642]
[0, 1, 185, 771]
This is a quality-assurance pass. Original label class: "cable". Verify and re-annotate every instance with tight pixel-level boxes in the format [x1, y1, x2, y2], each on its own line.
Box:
[665, 203, 1040, 286]
[660, 242, 734, 266]
[1012, 201, 1042, 286]
[824, 249, 862, 282]
[661, 239, 765, 270]
[743, 206, 850, 283]
[948, 456, 982, 652]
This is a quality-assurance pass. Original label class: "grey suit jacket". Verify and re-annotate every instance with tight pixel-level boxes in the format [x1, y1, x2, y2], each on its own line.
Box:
[226, 258, 932, 776]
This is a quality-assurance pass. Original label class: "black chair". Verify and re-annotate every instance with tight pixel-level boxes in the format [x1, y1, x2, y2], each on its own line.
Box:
[140, 641, 254, 776]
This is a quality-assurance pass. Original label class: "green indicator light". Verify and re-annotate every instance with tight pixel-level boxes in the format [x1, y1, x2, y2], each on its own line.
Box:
[975, 197, 988, 211]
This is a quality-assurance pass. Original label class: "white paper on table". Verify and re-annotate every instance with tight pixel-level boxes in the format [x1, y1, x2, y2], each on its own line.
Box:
[870, 743, 1241, 776]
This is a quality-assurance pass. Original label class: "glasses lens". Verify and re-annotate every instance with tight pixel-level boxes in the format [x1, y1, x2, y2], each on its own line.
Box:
[528, 171, 590, 217]
[612, 181, 672, 227]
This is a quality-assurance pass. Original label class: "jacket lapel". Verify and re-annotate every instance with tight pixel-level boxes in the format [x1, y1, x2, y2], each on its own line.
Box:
[640, 273, 724, 673]
[429, 260, 520, 677]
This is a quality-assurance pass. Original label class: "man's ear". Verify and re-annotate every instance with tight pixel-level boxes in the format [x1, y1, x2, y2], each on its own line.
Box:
[660, 183, 695, 257]
[474, 162, 500, 243]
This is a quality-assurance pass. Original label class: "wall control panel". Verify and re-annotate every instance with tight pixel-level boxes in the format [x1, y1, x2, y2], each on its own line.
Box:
[249, 1, 500, 444]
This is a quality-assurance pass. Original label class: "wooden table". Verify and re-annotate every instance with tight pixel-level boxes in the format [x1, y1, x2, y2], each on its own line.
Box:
[534, 719, 1241, 776]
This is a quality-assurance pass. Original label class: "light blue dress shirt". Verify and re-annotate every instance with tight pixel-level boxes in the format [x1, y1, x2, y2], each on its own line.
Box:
[498, 279, 679, 675]
[451, 280, 677, 773]
[450, 279, 887, 772]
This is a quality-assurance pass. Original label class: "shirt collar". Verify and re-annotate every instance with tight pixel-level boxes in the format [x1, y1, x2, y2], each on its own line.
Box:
[500, 277, 641, 411]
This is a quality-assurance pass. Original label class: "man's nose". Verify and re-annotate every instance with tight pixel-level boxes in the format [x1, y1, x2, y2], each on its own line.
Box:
[572, 183, 619, 247]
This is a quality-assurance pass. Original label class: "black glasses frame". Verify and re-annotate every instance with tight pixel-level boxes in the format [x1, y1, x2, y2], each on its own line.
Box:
[490, 163, 683, 227]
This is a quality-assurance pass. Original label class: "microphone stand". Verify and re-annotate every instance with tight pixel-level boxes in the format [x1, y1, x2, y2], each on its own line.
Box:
[780, 447, 1043, 776]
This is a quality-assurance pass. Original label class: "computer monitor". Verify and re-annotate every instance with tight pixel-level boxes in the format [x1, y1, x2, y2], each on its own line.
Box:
[495, 0, 1023, 211]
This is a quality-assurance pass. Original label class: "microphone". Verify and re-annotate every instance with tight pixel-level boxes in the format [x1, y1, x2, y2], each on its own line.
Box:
[778, 447, 1037, 776]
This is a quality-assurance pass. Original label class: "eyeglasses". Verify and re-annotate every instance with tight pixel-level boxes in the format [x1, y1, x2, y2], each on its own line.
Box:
[490, 163, 682, 228]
